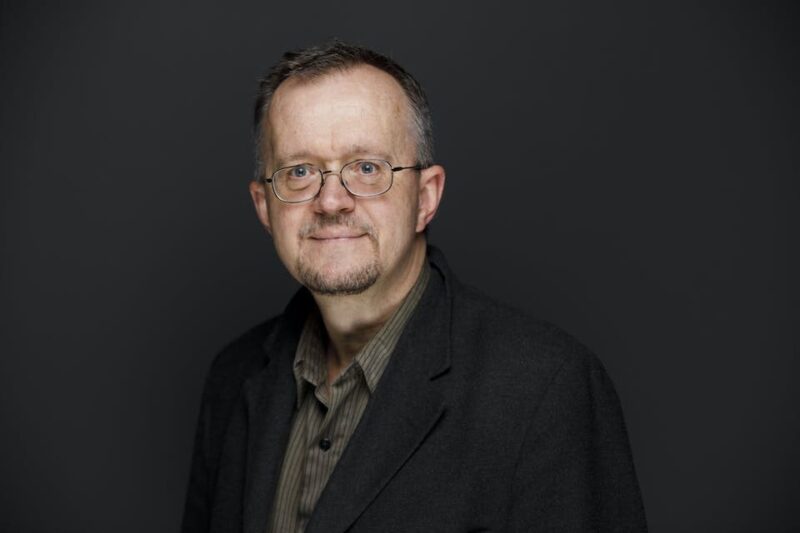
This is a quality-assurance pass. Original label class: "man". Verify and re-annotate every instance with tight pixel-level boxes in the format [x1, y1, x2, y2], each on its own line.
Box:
[182, 41, 647, 532]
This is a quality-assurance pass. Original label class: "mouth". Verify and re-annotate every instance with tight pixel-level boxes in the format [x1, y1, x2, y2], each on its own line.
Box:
[308, 232, 367, 241]
[301, 219, 373, 243]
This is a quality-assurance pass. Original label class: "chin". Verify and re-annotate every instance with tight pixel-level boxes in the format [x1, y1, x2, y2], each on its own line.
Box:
[295, 257, 382, 296]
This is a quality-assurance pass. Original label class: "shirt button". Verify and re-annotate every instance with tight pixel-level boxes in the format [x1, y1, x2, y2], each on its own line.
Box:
[319, 438, 332, 451]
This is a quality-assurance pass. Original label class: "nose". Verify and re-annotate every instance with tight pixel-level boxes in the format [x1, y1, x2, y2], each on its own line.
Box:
[315, 171, 355, 214]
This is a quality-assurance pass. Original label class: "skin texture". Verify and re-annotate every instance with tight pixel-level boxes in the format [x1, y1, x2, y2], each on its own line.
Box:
[249, 65, 446, 382]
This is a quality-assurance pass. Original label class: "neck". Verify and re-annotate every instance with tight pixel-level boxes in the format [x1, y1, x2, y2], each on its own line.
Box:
[312, 237, 427, 382]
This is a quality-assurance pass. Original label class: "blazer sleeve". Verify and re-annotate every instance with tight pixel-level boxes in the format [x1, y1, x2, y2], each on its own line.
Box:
[506, 350, 648, 532]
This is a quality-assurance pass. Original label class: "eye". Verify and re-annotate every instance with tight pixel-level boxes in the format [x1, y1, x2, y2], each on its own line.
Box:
[288, 165, 312, 179]
[356, 161, 376, 175]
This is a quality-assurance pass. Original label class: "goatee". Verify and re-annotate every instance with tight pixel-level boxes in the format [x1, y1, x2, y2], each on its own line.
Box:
[296, 214, 380, 296]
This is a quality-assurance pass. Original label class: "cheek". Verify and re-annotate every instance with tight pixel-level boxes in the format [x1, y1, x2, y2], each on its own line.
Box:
[268, 208, 302, 253]
[375, 197, 418, 250]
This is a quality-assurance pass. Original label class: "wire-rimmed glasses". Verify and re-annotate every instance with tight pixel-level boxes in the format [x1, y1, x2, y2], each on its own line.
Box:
[263, 159, 423, 203]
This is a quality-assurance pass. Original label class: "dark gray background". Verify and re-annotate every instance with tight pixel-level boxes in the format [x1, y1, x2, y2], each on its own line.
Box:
[1, 1, 797, 532]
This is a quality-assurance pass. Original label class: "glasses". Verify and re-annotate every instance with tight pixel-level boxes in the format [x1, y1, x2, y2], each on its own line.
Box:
[263, 159, 423, 204]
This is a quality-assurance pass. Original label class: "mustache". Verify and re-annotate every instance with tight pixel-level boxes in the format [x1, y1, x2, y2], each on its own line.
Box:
[299, 214, 375, 238]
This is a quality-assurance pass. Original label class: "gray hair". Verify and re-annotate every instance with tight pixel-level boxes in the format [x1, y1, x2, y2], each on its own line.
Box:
[252, 40, 435, 181]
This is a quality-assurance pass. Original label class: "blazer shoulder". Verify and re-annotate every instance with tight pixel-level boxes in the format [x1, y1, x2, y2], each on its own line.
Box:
[451, 281, 601, 378]
[449, 282, 624, 439]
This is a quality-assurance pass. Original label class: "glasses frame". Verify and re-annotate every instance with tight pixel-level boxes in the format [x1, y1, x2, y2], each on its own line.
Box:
[263, 159, 425, 204]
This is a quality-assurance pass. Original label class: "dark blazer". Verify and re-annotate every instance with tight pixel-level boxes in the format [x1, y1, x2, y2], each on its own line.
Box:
[182, 247, 647, 532]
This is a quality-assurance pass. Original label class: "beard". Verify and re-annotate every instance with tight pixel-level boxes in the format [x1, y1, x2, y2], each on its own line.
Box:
[296, 256, 380, 296]
[294, 214, 381, 296]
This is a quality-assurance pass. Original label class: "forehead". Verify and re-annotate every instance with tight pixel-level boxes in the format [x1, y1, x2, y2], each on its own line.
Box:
[264, 65, 414, 165]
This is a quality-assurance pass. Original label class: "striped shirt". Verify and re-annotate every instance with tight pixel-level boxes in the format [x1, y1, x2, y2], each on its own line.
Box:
[267, 263, 431, 532]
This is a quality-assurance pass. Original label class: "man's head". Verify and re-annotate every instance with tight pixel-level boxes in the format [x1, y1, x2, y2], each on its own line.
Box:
[249, 42, 445, 297]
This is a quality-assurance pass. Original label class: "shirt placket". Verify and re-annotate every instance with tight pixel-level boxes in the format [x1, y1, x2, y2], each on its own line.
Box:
[297, 364, 361, 527]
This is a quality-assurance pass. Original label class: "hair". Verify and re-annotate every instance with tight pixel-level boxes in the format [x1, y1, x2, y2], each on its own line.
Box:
[252, 40, 435, 181]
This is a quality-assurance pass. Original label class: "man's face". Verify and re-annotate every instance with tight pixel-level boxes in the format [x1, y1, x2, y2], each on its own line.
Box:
[250, 65, 438, 296]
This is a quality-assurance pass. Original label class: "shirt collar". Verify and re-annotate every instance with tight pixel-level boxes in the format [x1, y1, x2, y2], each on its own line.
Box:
[291, 261, 431, 407]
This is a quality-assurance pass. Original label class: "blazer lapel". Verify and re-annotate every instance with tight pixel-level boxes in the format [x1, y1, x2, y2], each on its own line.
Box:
[242, 290, 312, 533]
[306, 258, 453, 533]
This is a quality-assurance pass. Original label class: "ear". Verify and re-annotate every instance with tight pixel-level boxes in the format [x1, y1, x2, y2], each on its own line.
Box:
[249, 180, 272, 235]
[415, 164, 446, 233]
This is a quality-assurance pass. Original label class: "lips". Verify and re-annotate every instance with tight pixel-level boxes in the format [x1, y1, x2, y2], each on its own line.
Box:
[300, 217, 373, 241]
[309, 229, 366, 240]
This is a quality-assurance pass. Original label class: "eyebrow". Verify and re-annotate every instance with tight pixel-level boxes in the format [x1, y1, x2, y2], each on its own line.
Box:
[274, 145, 393, 169]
